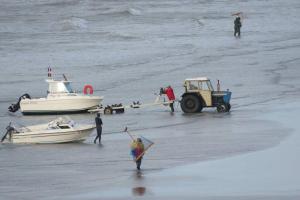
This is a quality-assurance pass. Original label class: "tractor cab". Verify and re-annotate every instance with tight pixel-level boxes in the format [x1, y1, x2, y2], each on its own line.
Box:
[181, 77, 231, 113]
[184, 77, 214, 107]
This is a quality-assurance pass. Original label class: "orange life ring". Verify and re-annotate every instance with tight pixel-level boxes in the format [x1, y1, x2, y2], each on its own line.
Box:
[83, 84, 94, 95]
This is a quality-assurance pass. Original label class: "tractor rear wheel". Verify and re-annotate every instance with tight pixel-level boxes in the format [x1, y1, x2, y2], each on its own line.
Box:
[180, 94, 202, 113]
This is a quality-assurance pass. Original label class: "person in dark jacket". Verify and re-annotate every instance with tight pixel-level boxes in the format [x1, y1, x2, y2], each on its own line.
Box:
[94, 113, 103, 143]
[234, 17, 242, 37]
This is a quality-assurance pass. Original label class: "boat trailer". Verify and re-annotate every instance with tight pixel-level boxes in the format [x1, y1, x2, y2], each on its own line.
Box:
[88, 95, 173, 115]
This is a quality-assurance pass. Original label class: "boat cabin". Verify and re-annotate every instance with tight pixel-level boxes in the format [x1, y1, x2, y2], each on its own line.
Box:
[46, 79, 74, 94]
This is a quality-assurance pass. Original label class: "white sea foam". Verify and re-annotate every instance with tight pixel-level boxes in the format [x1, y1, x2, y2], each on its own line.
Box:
[127, 8, 142, 16]
[98, 7, 142, 16]
[57, 17, 88, 31]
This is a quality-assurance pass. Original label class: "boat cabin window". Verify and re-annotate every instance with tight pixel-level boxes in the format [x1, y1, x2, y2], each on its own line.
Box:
[48, 82, 74, 93]
[58, 125, 71, 129]
[65, 82, 74, 93]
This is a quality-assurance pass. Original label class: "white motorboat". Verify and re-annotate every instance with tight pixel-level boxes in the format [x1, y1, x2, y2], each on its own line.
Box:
[9, 75, 103, 115]
[1, 117, 95, 144]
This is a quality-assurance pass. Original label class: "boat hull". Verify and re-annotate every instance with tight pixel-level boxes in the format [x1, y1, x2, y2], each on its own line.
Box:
[20, 96, 102, 115]
[10, 126, 95, 144]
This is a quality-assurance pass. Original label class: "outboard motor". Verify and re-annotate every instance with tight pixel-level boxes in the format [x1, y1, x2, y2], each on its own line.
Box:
[8, 93, 31, 113]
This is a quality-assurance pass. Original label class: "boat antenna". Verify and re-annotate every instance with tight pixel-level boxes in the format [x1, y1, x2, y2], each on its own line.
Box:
[63, 74, 68, 81]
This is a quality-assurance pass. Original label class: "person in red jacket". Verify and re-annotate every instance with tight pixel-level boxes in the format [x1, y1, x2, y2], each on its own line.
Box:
[164, 85, 176, 112]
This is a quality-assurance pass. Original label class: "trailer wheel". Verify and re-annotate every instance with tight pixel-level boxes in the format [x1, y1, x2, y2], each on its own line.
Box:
[217, 104, 227, 113]
[180, 94, 201, 113]
[104, 107, 113, 115]
[115, 108, 125, 114]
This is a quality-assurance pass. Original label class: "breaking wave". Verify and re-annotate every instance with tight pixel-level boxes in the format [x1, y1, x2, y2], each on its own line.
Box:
[57, 17, 88, 31]
[99, 7, 142, 16]
[127, 8, 142, 16]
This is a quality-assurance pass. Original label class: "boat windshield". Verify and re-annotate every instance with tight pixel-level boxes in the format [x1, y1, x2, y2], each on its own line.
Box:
[48, 81, 74, 94]
[47, 117, 76, 129]
[65, 82, 74, 93]
[58, 125, 71, 129]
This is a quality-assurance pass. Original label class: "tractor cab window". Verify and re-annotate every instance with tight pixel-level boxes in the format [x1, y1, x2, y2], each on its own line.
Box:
[188, 81, 199, 90]
[197, 81, 213, 91]
[206, 81, 214, 91]
[202, 81, 213, 91]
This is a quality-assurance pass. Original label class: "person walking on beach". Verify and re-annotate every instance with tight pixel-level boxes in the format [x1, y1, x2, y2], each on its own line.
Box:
[94, 113, 103, 143]
[234, 16, 242, 37]
[164, 85, 176, 112]
[131, 138, 145, 170]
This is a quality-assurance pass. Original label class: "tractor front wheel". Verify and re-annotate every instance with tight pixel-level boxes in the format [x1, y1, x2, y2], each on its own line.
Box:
[217, 104, 227, 113]
[180, 94, 202, 113]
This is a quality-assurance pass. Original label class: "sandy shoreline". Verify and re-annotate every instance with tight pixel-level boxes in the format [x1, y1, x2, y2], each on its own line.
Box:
[69, 100, 300, 200]
[1, 0, 300, 199]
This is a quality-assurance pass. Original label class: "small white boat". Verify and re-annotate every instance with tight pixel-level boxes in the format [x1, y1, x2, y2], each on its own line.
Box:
[9, 74, 103, 115]
[1, 117, 95, 144]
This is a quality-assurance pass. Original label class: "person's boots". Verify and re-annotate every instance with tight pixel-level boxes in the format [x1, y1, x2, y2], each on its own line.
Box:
[136, 160, 141, 170]
[170, 103, 174, 112]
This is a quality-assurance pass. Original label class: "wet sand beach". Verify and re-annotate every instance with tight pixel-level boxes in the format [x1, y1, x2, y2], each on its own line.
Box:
[1, 0, 300, 199]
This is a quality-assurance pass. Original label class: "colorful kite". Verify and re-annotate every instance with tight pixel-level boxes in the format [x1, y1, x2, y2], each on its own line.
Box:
[130, 136, 154, 161]
[124, 127, 154, 161]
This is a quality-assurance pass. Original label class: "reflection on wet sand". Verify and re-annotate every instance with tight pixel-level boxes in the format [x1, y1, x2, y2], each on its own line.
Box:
[132, 187, 146, 196]
[132, 171, 146, 196]
[134, 170, 143, 180]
